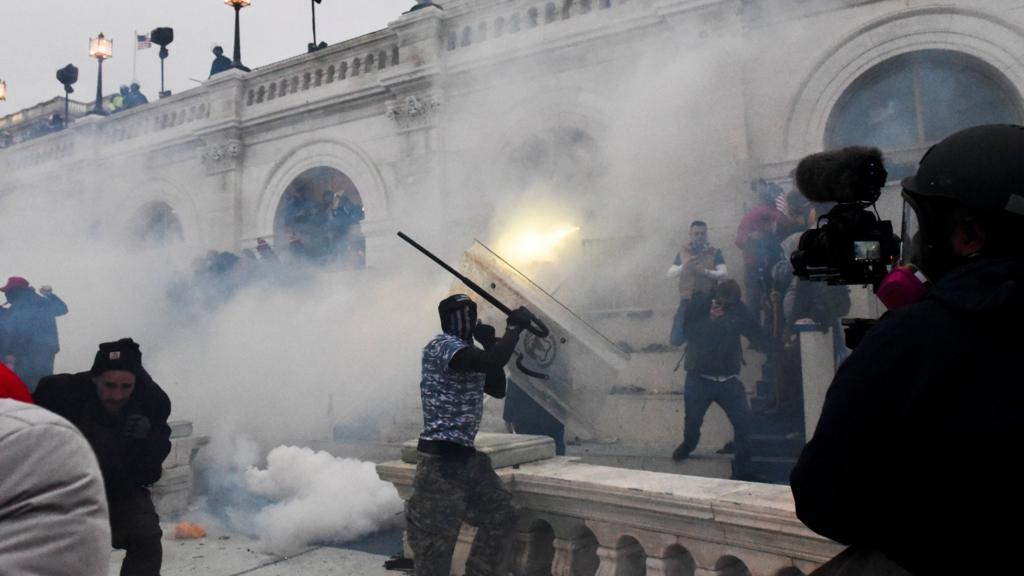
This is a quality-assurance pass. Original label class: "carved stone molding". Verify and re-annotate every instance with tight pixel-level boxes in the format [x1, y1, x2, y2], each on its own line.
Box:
[386, 94, 441, 129]
[202, 138, 245, 174]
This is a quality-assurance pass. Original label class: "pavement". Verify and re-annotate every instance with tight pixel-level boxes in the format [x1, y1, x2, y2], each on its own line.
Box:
[109, 526, 407, 576]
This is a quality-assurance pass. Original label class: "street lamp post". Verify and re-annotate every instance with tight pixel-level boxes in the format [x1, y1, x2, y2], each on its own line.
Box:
[56, 64, 79, 128]
[151, 27, 174, 98]
[224, 0, 252, 72]
[88, 33, 113, 115]
[309, 0, 327, 53]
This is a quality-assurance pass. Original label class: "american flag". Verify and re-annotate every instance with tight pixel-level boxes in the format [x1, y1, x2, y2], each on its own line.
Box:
[136, 33, 152, 49]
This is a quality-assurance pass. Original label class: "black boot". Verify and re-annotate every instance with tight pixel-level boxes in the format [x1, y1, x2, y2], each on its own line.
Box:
[671, 442, 693, 462]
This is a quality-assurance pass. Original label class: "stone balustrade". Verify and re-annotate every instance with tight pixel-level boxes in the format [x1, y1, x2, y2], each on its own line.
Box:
[377, 433, 841, 576]
[442, 0, 627, 53]
[243, 30, 400, 109]
[151, 420, 209, 518]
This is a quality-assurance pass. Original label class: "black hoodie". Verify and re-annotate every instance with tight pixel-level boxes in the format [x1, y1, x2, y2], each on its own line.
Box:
[791, 256, 1024, 574]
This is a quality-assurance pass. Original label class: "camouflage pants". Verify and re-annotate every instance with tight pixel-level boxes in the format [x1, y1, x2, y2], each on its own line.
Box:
[405, 452, 517, 576]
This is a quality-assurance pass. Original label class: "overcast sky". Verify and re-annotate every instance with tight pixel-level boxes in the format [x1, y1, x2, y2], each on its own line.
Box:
[1, 0, 415, 112]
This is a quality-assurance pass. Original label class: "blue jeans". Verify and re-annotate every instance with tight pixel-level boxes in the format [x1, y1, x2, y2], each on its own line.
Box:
[681, 373, 752, 478]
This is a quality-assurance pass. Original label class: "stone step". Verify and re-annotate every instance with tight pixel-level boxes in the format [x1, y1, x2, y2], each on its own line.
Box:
[566, 442, 734, 477]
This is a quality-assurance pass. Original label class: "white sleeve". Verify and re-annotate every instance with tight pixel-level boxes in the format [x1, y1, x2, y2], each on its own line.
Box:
[666, 264, 683, 278]
[705, 263, 728, 280]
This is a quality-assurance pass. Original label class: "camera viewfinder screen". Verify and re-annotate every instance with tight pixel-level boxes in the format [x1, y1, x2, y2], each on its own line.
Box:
[854, 240, 882, 262]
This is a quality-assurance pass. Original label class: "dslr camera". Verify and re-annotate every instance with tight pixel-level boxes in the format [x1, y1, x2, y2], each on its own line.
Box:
[789, 146, 901, 288]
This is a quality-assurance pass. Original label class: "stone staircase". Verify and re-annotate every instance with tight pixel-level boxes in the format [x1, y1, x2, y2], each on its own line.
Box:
[335, 307, 807, 485]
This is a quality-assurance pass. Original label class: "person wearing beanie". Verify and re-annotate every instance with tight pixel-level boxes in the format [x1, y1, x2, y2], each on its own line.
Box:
[34, 337, 171, 576]
[0, 276, 68, 392]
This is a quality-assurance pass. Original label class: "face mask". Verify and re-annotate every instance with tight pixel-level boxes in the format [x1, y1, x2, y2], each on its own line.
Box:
[876, 265, 928, 311]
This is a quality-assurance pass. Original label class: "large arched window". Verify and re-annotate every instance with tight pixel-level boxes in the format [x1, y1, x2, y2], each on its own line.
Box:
[273, 166, 365, 268]
[133, 202, 183, 247]
[504, 126, 605, 193]
[827, 50, 1021, 152]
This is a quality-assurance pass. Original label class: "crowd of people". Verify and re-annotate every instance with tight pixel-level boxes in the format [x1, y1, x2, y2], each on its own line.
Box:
[661, 184, 851, 481]
[4, 124, 1024, 576]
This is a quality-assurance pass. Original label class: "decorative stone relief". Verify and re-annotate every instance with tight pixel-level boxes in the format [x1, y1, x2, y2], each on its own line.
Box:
[203, 139, 245, 174]
[386, 95, 441, 129]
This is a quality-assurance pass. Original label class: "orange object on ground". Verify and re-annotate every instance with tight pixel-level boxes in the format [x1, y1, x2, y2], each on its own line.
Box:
[172, 522, 207, 539]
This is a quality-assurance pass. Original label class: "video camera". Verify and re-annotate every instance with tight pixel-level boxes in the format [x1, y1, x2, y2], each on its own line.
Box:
[789, 146, 901, 288]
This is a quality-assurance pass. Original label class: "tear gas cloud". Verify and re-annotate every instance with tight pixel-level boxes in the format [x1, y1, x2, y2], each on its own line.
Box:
[1, 15, 762, 443]
[194, 435, 402, 555]
[0, 2, 841, 546]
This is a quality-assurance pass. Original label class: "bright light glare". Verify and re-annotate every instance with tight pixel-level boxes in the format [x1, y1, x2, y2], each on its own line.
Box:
[497, 225, 580, 265]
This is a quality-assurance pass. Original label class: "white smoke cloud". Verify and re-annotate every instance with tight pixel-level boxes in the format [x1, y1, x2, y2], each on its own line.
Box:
[242, 445, 403, 554]
[192, 434, 402, 554]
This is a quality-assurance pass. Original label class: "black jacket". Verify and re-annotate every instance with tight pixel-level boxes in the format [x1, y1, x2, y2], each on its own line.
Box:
[683, 293, 769, 376]
[790, 256, 1024, 574]
[34, 370, 171, 501]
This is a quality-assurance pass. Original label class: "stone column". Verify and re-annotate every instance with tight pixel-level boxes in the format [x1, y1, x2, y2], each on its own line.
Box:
[595, 541, 645, 576]
[512, 528, 555, 576]
[552, 535, 599, 576]
[646, 555, 689, 576]
[798, 324, 837, 439]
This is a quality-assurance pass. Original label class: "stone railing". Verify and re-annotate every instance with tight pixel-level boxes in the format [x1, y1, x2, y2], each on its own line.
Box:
[242, 30, 400, 109]
[95, 91, 214, 146]
[151, 420, 209, 518]
[377, 433, 841, 576]
[442, 0, 627, 53]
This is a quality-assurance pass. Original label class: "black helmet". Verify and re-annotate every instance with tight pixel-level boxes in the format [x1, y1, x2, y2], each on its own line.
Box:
[438, 294, 476, 341]
[902, 124, 1024, 217]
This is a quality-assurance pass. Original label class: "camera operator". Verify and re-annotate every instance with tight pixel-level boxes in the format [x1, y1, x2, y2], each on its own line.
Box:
[790, 125, 1024, 575]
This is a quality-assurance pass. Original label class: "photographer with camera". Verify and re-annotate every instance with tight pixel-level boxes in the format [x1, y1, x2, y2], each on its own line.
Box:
[671, 279, 769, 481]
[790, 125, 1024, 574]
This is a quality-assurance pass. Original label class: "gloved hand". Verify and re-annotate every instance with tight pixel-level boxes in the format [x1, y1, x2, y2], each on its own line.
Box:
[473, 323, 497, 349]
[123, 414, 151, 440]
[506, 306, 533, 330]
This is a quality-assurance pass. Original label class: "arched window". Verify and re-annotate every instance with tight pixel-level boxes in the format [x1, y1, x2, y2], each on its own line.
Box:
[134, 202, 183, 247]
[527, 8, 539, 28]
[274, 167, 366, 268]
[495, 17, 506, 37]
[461, 26, 473, 47]
[827, 50, 1021, 152]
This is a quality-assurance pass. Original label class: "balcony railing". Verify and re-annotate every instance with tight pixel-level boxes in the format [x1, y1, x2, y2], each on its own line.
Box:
[377, 434, 841, 576]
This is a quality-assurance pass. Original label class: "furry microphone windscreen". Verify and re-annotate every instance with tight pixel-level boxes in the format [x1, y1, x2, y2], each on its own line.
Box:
[795, 146, 888, 204]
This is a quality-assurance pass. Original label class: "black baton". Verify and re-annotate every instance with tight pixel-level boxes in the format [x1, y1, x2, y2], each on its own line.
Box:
[398, 231, 550, 338]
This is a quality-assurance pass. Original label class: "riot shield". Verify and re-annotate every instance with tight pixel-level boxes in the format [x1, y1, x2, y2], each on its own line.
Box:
[460, 241, 628, 442]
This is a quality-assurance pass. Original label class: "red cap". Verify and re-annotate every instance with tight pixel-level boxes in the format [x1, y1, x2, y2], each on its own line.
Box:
[0, 277, 30, 293]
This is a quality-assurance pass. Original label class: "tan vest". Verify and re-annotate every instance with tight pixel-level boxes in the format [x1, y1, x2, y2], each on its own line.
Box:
[678, 245, 719, 299]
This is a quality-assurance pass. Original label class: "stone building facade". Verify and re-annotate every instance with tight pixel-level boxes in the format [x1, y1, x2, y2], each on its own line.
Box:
[2, 1, 1021, 313]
